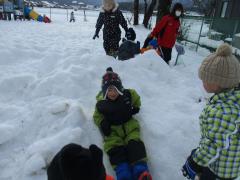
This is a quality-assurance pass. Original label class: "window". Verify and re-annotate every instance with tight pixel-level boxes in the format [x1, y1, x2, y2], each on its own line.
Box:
[220, 1, 228, 18]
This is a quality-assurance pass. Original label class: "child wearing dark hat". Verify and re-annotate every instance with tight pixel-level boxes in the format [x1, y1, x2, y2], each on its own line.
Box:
[182, 43, 240, 180]
[93, 67, 152, 180]
[118, 28, 141, 61]
[47, 143, 114, 180]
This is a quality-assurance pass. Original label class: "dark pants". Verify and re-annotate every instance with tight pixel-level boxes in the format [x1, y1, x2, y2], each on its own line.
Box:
[107, 140, 147, 166]
[159, 46, 172, 64]
[199, 167, 235, 180]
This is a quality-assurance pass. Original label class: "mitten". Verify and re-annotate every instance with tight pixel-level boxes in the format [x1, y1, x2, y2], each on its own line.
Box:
[100, 119, 111, 136]
[182, 155, 203, 180]
[93, 33, 99, 40]
[131, 107, 140, 115]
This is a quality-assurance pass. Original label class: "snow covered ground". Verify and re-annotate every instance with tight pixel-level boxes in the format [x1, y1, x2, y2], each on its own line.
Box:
[0, 8, 238, 180]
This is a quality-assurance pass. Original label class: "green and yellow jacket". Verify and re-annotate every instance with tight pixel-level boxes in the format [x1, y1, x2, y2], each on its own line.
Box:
[193, 87, 240, 178]
[93, 89, 142, 152]
[93, 89, 141, 127]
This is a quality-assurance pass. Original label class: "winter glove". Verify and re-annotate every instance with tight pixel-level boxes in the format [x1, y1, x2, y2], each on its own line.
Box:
[100, 119, 111, 136]
[93, 33, 99, 40]
[182, 150, 203, 179]
[131, 107, 140, 115]
[142, 35, 154, 49]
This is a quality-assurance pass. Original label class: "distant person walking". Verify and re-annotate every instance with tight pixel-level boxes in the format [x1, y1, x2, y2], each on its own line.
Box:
[70, 11, 75, 22]
[93, 0, 128, 58]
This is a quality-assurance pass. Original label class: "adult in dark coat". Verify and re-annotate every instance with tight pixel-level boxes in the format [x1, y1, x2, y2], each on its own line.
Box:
[93, 0, 128, 57]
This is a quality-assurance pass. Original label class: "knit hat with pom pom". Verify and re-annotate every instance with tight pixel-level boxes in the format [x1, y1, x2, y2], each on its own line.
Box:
[199, 43, 240, 88]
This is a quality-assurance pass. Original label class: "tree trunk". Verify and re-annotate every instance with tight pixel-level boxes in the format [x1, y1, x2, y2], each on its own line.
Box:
[133, 0, 139, 25]
[143, 0, 157, 28]
[156, 0, 172, 24]
[144, 0, 147, 15]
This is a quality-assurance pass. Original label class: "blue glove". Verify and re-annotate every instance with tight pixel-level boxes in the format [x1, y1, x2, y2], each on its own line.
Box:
[182, 158, 197, 179]
[182, 150, 203, 180]
[149, 39, 158, 49]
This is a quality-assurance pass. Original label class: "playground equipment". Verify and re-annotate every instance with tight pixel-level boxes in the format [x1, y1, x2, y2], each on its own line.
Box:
[24, 6, 51, 23]
[0, 0, 51, 23]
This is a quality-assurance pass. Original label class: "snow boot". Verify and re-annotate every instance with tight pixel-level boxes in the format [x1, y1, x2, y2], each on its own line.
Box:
[115, 162, 132, 180]
[138, 171, 152, 180]
[132, 161, 151, 180]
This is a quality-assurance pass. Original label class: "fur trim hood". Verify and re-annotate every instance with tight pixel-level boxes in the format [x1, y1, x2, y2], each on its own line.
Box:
[101, 0, 119, 12]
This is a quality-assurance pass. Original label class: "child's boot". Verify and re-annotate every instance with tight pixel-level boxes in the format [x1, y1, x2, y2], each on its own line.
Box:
[132, 161, 152, 180]
[115, 162, 132, 180]
[138, 171, 152, 180]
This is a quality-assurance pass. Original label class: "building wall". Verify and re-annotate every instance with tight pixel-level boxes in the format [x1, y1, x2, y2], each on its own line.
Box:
[231, 0, 240, 17]
[215, 0, 240, 18]
[211, 0, 240, 37]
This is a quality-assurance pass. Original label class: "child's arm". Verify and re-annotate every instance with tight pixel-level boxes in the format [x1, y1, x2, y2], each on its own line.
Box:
[151, 15, 168, 37]
[129, 89, 141, 115]
[93, 92, 104, 127]
[93, 106, 104, 127]
[118, 11, 128, 32]
[192, 106, 225, 166]
[95, 13, 104, 34]
[93, 93, 111, 136]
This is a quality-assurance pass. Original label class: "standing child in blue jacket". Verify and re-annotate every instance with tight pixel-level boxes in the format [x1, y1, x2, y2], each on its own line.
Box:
[182, 43, 240, 180]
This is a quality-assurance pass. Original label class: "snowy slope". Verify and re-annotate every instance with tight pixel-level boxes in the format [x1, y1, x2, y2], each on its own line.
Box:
[0, 8, 237, 180]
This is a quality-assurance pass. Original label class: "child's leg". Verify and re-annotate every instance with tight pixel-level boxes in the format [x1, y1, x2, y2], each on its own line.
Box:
[124, 119, 150, 180]
[104, 127, 132, 180]
[103, 40, 111, 55]
[124, 119, 147, 164]
[103, 33, 120, 57]
[160, 47, 172, 64]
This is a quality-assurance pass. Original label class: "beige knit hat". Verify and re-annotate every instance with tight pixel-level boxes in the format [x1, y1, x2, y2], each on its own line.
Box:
[198, 43, 240, 88]
[102, 0, 116, 11]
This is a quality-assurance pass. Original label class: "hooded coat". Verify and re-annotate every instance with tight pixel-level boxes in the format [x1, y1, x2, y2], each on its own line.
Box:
[95, 2, 128, 53]
[192, 87, 240, 179]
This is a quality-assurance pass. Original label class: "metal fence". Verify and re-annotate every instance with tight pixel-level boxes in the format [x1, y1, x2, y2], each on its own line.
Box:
[178, 15, 240, 56]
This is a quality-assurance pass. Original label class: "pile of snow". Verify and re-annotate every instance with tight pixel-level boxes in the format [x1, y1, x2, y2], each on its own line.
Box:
[1, 8, 238, 180]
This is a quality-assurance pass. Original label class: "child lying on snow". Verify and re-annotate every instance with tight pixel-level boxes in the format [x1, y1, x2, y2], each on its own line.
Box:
[93, 67, 152, 180]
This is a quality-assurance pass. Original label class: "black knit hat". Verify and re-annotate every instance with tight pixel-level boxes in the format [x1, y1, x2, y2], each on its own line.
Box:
[125, 28, 136, 41]
[101, 67, 124, 98]
[171, 3, 184, 17]
[47, 143, 106, 180]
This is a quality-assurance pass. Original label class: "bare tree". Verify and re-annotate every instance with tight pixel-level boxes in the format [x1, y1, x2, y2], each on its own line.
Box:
[156, 0, 172, 23]
[143, 0, 172, 28]
[144, 0, 148, 15]
[133, 0, 139, 25]
[206, 0, 217, 17]
[143, 0, 157, 28]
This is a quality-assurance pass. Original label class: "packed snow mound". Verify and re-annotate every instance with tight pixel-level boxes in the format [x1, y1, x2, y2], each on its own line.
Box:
[0, 123, 19, 144]
[0, 9, 217, 180]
